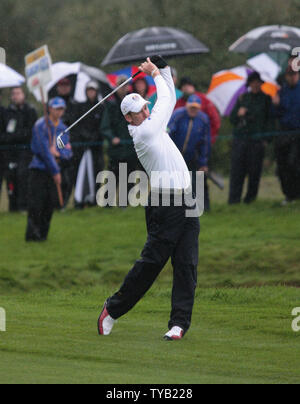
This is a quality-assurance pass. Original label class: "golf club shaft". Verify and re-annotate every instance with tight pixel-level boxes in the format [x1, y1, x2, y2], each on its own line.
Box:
[60, 71, 142, 138]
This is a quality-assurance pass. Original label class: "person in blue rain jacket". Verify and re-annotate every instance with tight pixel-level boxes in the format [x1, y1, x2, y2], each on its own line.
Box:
[26, 97, 72, 242]
[168, 95, 211, 211]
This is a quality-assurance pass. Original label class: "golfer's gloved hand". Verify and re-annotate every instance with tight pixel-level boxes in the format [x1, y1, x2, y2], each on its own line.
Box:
[150, 55, 168, 69]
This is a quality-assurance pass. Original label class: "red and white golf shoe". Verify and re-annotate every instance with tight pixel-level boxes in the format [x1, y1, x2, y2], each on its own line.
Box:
[97, 302, 115, 336]
[164, 326, 184, 341]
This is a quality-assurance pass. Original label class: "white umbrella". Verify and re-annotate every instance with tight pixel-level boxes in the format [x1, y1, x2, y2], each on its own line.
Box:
[246, 53, 281, 82]
[0, 63, 25, 88]
[33, 62, 111, 102]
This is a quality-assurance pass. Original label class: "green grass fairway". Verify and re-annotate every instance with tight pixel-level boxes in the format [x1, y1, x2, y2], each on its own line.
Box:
[0, 200, 300, 383]
[0, 286, 299, 384]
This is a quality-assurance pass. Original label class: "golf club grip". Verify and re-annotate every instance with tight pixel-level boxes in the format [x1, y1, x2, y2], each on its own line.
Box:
[56, 183, 64, 208]
[207, 172, 225, 190]
[132, 71, 142, 79]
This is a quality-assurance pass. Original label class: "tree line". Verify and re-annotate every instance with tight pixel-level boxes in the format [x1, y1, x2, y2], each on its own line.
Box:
[0, 0, 299, 90]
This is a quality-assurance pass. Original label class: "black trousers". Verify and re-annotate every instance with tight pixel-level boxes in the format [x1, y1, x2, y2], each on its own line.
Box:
[0, 155, 5, 196]
[188, 166, 210, 212]
[275, 134, 300, 201]
[60, 159, 74, 209]
[5, 154, 32, 212]
[229, 138, 265, 204]
[26, 169, 58, 242]
[186, 160, 210, 212]
[107, 195, 200, 333]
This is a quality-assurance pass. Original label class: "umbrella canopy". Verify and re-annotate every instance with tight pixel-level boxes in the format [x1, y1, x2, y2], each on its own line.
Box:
[207, 58, 279, 117]
[107, 65, 156, 97]
[0, 63, 25, 88]
[102, 26, 209, 66]
[33, 62, 112, 103]
[246, 53, 281, 82]
[229, 25, 300, 54]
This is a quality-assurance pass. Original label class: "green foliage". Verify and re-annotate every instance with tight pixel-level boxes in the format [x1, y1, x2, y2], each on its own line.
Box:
[1, 0, 299, 85]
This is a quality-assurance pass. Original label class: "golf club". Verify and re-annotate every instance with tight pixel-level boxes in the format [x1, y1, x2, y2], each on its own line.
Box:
[207, 171, 225, 190]
[57, 70, 142, 149]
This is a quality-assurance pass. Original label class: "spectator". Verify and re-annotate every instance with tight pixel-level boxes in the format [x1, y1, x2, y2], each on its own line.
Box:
[132, 76, 149, 99]
[26, 97, 72, 242]
[168, 95, 211, 211]
[229, 72, 273, 205]
[56, 78, 78, 125]
[277, 55, 300, 86]
[1, 87, 37, 212]
[175, 77, 221, 145]
[73, 80, 105, 208]
[55, 77, 78, 207]
[148, 67, 182, 112]
[273, 66, 300, 204]
[101, 75, 138, 206]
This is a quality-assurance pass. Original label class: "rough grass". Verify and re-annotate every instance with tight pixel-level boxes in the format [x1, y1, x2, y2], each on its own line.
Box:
[0, 199, 300, 293]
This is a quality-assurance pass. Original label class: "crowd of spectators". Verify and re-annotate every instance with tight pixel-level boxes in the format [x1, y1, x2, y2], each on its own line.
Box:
[229, 57, 300, 205]
[0, 56, 300, 219]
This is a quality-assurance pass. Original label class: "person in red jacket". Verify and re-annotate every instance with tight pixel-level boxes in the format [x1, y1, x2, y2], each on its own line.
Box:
[175, 77, 221, 145]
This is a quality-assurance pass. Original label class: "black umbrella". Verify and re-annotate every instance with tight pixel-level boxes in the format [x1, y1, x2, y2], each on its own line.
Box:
[229, 25, 300, 54]
[101, 26, 210, 66]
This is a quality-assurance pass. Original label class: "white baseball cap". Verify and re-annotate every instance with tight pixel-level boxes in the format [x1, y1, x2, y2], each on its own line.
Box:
[121, 93, 150, 116]
[86, 80, 99, 91]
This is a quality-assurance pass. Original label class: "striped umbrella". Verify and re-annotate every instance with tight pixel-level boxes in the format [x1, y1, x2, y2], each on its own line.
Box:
[229, 25, 300, 54]
[207, 65, 279, 117]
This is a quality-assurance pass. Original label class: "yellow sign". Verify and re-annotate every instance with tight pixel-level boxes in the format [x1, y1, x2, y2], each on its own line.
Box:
[25, 46, 48, 66]
[25, 45, 52, 96]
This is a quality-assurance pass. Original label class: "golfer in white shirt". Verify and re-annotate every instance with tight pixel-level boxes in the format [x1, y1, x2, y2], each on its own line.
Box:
[98, 57, 200, 341]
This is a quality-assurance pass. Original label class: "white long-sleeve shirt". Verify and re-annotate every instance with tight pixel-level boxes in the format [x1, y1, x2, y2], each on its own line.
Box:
[128, 67, 191, 191]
